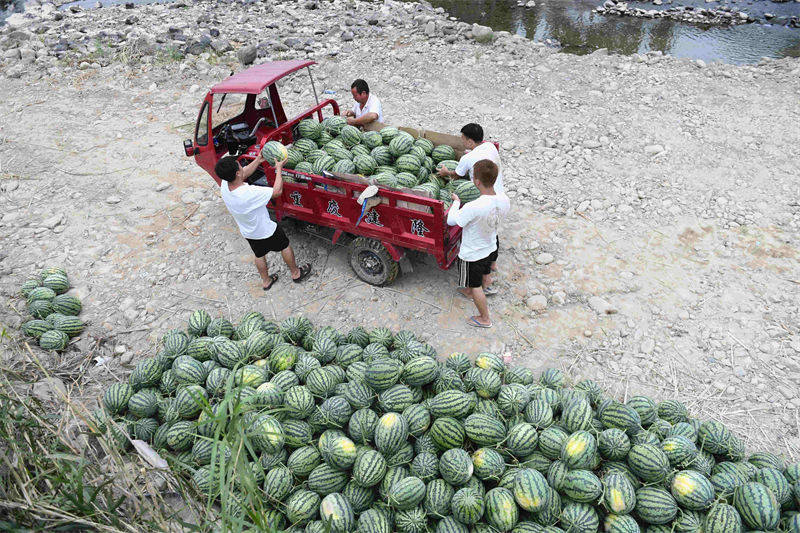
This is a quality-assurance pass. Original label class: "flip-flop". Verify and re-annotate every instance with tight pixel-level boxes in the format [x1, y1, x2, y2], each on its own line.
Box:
[483, 286, 498, 296]
[263, 274, 278, 291]
[467, 316, 492, 328]
[292, 263, 312, 283]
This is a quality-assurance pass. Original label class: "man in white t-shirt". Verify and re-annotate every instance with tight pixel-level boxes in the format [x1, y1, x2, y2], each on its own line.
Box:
[345, 79, 383, 127]
[446, 159, 510, 328]
[215, 153, 312, 290]
[438, 123, 504, 293]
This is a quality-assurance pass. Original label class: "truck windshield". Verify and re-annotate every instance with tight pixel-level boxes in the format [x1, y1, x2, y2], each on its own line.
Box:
[212, 93, 247, 131]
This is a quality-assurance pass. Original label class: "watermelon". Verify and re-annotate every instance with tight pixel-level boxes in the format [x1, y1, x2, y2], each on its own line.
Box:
[340, 125, 363, 147]
[604, 513, 641, 533]
[22, 319, 52, 339]
[262, 140, 289, 165]
[513, 468, 551, 512]
[733, 482, 780, 530]
[452, 487, 485, 525]
[288, 445, 322, 478]
[561, 430, 597, 469]
[389, 476, 426, 510]
[299, 119, 322, 140]
[320, 493, 354, 533]
[627, 444, 670, 483]
[51, 294, 82, 316]
[485, 487, 519, 531]
[704, 503, 743, 533]
[472, 448, 506, 481]
[635, 486, 677, 525]
[28, 299, 54, 319]
[39, 329, 68, 351]
[324, 116, 347, 136]
[374, 412, 408, 455]
[671, 469, 715, 510]
[431, 144, 456, 164]
[602, 472, 636, 514]
[332, 159, 356, 174]
[465, 413, 506, 446]
[429, 417, 466, 451]
[506, 423, 539, 457]
[562, 469, 603, 503]
[440, 448, 473, 486]
[286, 489, 321, 524]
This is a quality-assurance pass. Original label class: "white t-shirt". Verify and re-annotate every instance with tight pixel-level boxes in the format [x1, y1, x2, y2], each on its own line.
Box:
[447, 193, 510, 262]
[220, 181, 276, 240]
[352, 94, 383, 123]
[455, 142, 504, 195]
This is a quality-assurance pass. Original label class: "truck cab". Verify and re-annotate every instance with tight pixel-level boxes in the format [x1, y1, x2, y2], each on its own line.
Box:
[183, 60, 339, 184]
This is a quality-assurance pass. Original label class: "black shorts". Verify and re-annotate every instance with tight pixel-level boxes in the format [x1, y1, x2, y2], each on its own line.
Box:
[246, 225, 289, 258]
[488, 236, 500, 263]
[458, 254, 493, 288]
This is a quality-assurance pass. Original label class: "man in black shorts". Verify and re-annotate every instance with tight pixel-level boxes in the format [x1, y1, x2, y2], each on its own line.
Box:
[216, 152, 311, 290]
[446, 160, 510, 328]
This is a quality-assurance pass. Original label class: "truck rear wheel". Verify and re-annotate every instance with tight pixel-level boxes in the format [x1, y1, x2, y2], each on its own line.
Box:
[349, 237, 399, 286]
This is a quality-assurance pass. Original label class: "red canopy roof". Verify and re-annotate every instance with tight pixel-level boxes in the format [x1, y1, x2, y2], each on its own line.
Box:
[210, 60, 316, 94]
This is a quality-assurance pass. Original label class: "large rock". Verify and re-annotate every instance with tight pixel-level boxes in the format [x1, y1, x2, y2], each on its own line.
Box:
[237, 44, 257, 66]
[471, 23, 494, 43]
[32, 378, 67, 403]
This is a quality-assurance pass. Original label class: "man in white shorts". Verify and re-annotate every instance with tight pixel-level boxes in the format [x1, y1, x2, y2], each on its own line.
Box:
[438, 123, 504, 293]
[446, 160, 510, 329]
[215, 153, 312, 291]
[345, 79, 383, 127]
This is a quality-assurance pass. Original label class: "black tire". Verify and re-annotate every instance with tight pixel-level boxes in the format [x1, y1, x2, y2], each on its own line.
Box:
[349, 237, 400, 286]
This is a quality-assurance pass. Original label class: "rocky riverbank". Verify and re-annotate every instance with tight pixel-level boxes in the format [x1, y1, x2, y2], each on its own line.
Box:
[1, 0, 800, 454]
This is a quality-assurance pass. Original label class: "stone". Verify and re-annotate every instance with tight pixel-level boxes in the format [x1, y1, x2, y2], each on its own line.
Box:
[424, 21, 436, 36]
[115, 345, 127, 355]
[105, 195, 122, 204]
[210, 39, 232, 53]
[640, 338, 655, 354]
[644, 144, 664, 155]
[535, 252, 554, 265]
[41, 215, 63, 229]
[237, 45, 257, 66]
[526, 295, 548, 311]
[155, 182, 171, 192]
[341, 31, 355, 42]
[552, 291, 567, 305]
[32, 377, 67, 403]
[588, 296, 618, 315]
[471, 24, 494, 43]
[583, 139, 601, 149]
[1, 180, 19, 192]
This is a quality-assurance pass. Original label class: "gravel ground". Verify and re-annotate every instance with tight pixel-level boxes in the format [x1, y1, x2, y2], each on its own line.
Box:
[1, 0, 800, 456]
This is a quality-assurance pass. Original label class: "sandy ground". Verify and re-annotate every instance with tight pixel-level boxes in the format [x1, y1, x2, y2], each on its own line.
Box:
[1, 0, 800, 456]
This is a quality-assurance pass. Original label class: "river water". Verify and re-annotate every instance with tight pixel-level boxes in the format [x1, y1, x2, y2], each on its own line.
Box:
[2, 0, 799, 64]
[425, 0, 800, 63]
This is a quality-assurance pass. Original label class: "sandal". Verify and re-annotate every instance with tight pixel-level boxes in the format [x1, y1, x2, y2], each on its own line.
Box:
[467, 316, 492, 328]
[483, 286, 498, 296]
[263, 274, 278, 291]
[292, 263, 312, 283]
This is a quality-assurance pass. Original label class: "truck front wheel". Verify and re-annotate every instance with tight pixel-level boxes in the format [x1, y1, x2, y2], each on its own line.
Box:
[349, 237, 399, 286]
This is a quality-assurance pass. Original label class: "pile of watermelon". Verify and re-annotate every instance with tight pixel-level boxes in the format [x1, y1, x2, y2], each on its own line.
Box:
[93, 310, 800, 533]
[263, 116, 481, 207]
[19, 267, 84, 352]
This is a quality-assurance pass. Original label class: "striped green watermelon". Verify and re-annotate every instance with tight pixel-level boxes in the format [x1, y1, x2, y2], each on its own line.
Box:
[320, 492, 355, 533]
[465, 413, 506, 446]
[431, 144, 456, 164]
[299, 119, 322, 140]
[561, 431, 597, 469]
[452, 487, 485, 525]
[51, 294, 82, 315]
[704, 503, 743, 533]
[389, 476, 426, 510]
[429, 417, 466, 451]
[513, 468, 551, 512]
[374, 412, 408, 455]
[286, 489, 321, 524]
[604, 513, 641, 533]
[733, 482, 780, 530]
[287, 445, 322, 477]
[472, 447, 505, 481]
[635, 486, 677, 525]
[22, 319, 52, 339]
[485, 487, 519, 532]
[562, 469, 603, 503]
[628, 444, 670, 483]
[560, 501, 598, 533]
[39, 329, 68, 350]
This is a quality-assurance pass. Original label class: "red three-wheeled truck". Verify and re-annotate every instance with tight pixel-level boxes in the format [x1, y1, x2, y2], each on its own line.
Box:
[184, 60, 481, 286]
